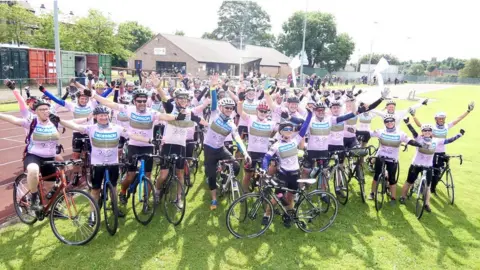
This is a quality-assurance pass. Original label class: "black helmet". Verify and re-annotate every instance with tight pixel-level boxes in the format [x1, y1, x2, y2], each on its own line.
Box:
[33, 99, 51, 110]
[314, 101, 326, 109]
[132, 89, 148, 99]
[75, 90, 88, 98]
[286, 96, 300, 103]
[278, 120, 295, 132]
[93, 105, 109, 115]
[329, 100, 341, 108]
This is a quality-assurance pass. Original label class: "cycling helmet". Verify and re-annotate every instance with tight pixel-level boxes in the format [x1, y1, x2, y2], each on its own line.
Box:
[132, 89, 148, 99]
[33, 99, 51, 110]
[383, 114, 396, 122]
[245, 87, 255, 93]
[218, 97, 235, 107]
[421, 124, 433, 131]
[125, 81, 135, 88]
[119, 94, 133, 105]
[293, 88, 301, 96]
[188, 93, 194, 101]
[174, 88, 189, 99]
[93, 105, 109, 115]
[385, 99, 396, 106]
[287, 96, 300, 103]
[278, 120, 295, 132]
[75, 90, 88, 98]
[256, 101, 270, 111]
[329, 100, 341, 107]
[94, 81, 105, 89]
[334, 90, 342, 96]
[435, 112, 447, 118]
[323, 90, 330, 97]
[26, 96, 39, 104]
[314, 101, 326, 109]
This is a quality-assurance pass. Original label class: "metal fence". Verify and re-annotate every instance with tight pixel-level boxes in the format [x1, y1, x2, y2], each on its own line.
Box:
[402, 75, 480, 85]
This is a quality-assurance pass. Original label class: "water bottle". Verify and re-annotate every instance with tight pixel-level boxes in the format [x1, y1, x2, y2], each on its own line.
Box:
[276, 193, 289, 206]
[310, 167, 319, 178]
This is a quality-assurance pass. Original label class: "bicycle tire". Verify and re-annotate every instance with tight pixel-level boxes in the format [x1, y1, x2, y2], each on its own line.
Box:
[184, 162, 191, 196]
[415, 178, 427, 220]
[49, 189, 100, 245]
[226, 193, 273, 239]
[83, 153, 92, 189]
[375, 175, 386, 212]
[356, 165, 366, 203]
[295, 190, 338, 233]
[102, 182, 119, 235]
[228, 179, 243, 206]
[12, 173, 37, 225]
[132, 177, 156, 225]
[163, 176, 186, 226]
[446, 170, 455, 205]
[333, 168, 349, 205]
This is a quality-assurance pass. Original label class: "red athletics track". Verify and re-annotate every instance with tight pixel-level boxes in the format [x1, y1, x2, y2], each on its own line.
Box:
[0, 110, 73, 224]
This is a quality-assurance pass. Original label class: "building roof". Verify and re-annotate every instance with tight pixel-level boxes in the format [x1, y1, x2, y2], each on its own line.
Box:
[243, 45, 291, 66]
[160, 34, 242, 64]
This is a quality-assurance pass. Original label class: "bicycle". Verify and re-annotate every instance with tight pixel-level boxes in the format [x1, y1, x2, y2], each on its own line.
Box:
[73, 137, 92, 188]
[13, 159, 100, 245]
[226, 175, 338, 238]
[327, 150, 350, 205]
[185, 141, 200, 196]
[367, 156, 398, 212]
[434, 154, 462, 205]
[92, 163, 124, 235]
[154, 154, 187, 225]
[123, 153, 156, 225]
[216, 159, 244, 207]
[345, 145, 376, 203]
[406, 166, 429, 219]
[192, 125, 205, 158]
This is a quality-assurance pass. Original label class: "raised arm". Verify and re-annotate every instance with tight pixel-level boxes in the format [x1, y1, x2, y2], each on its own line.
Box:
[0, 112, 25, 126]
[40, 86, 66, 107]
[237, 100, 249, 121]
[444, 130, 464, 144]
[298, 110, 313, 138]
[58, 118, 87, 133]
[403, 117, 419, 138]
[451, 103, 474, 127]
[90, 91, 120, 111]
[12, 89, 29, 117]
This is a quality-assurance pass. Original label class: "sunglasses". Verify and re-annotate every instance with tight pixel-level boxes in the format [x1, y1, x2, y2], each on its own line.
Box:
[258, 110, 270, 114]
[135, 99, 148, 104]
[281, 127, 294, 132]
[422, 129, 433, 132]
[223, 106, 234, 111]
[315, 108, 325, 112]
[384, 119, 395, 123]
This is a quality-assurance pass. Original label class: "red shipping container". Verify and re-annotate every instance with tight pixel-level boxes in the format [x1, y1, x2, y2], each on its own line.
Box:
[28, 49, 46, 84]
[45, 50, 57, 84]
[86, 54, 99, 78]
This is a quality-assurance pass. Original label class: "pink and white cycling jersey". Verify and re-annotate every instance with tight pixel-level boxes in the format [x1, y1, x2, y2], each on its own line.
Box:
[83, 124, 127, 165]
[306, 117, 332, 151]
[163, 107, 195, 147]
[328, 116, 346, 146]
[111, 110, 130, 129]
[186, 105, 205, 141]
[411, 137, 445, 167]
[370, 129, 410, 161]
[210, 110, 236, 143]
[432, 122, 454, 153]
[244, 115, 275, 153]
[343, 114, 358, 138]
[22, 119, 59, 158]
[357, 112, 373, 131]
[238, 99, 259, 127]
[204, 111, 238, 149]
[266, 135, 302, 172]
[65, 101, 95, 133]
[119, 105, 158, 147]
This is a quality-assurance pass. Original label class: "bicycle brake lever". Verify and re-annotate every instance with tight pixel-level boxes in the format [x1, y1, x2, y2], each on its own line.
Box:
[460, 155, 463, 165]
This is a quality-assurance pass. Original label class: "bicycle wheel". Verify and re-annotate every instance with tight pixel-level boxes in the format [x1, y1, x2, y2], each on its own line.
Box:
[183, 162, 191, 196]
[415, 179, 427, 220]
[83, 154, 93, 189]
[295, 190, 338, 233]
[49, 189, 100, 245]
[228, 179, 243, 206]
[226, 193, 273, 239]
[375, 175, 386, 212]
[333, 168, 349, 205]
[356, 165, 366, 203]
[13, 173, 37, 225]
[132, 177, 156, 225]
[446, 170, 455, 205]
[102, 182, 119, 235]
[164, 177, 186, 225]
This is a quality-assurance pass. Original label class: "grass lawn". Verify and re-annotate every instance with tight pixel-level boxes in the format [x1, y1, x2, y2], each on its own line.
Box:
[1, 86, 480, 269]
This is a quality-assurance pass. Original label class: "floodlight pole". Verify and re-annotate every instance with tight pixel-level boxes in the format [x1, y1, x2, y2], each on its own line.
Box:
[299, 0, 307, 87]
[54, 0, 62, 95]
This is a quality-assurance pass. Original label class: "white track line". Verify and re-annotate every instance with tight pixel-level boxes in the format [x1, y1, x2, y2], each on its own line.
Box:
[2, 138, 24, 143]
[0, 146, 72, 167]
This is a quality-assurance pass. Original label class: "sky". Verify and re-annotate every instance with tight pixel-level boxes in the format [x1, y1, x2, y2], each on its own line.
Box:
[26, 0, 479, 62]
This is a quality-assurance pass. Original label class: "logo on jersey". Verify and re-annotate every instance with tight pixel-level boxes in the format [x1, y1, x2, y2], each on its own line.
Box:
[278, 142, 298, 158]
[73, 106, 92, 119]
[250, 121, 272, 137]
[379, 132, 402, 147]
[130, 113, 153, 130]
[92, 131, 119, 148]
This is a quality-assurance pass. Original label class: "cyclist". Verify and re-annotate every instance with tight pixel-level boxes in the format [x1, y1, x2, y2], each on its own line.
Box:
[367, 114, 426, 205]
[203, 87, 251, 210]
[400, 118, 465, 212]
[237, 100, 276, 192]
[234, 87, 259, 139]
[154, 88, 207, 205]
[260, 109, 313, 227]
[0, 99, 60, 212]
[372, 98, 428, 125]
[410, 102, 474, 194]
[89, 88, 183, 206]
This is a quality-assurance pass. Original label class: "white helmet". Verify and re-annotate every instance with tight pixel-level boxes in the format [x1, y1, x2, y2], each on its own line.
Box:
[218, 97, 235, 107]
[385, 99, 396, 106]
[119, 94, 133, 105]
[421, 124, 433, 131]
[383, 114, 396, 122]
[435, 112, 447, 118]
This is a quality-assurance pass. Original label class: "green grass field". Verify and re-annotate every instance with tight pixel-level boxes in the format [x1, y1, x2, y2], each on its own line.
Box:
[1, 86, 479, 270]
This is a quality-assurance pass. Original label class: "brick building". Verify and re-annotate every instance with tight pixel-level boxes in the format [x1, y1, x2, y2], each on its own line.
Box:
[127, 34, 291, 78]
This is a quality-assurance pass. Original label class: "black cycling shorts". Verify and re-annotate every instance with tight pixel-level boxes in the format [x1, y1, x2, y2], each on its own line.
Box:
[278, 170, 300, 192]
[328, 145, 345, 163]
[374, 157, 398, 185]
[303, 150, 329, 169]
[127, 145, 154, 172]
[160, 144, 185, 170]
[24, 154, 56, 179]
[238, 126, 248, 139]
[118, 136, 127, 149]
[356, 131, 371, 144]
[244, 151, 266, 172]
[343, 137, 358, 149]
[72, 133, 90, 153]
[92, 165, 119, 189]
[406, 165, 433, 185]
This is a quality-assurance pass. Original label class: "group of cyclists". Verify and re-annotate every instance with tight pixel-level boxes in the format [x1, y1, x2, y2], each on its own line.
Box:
[0, 69, 474, 239]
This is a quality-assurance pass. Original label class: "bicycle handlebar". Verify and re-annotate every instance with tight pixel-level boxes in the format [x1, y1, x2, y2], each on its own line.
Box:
[43, 159, 83, 167]
[446, 154, 463, 165]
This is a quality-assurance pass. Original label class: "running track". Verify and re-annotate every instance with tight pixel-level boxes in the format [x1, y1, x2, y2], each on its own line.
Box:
[0, 110, 73, 224]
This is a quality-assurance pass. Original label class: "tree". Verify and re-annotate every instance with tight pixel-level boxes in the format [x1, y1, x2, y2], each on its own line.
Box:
[174, 30, 185, 36]
[358, 53, 400, 66]
[427, 64, 437, 73]
[202, 1, 275, 47]
[322, 33, 355, 72]
[116, 21, 154, 52]
[277, 11, 339, 68]
[459, 58, 480, 78]
[0, 4, 38, 45]
[409, 64, 426, 76]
